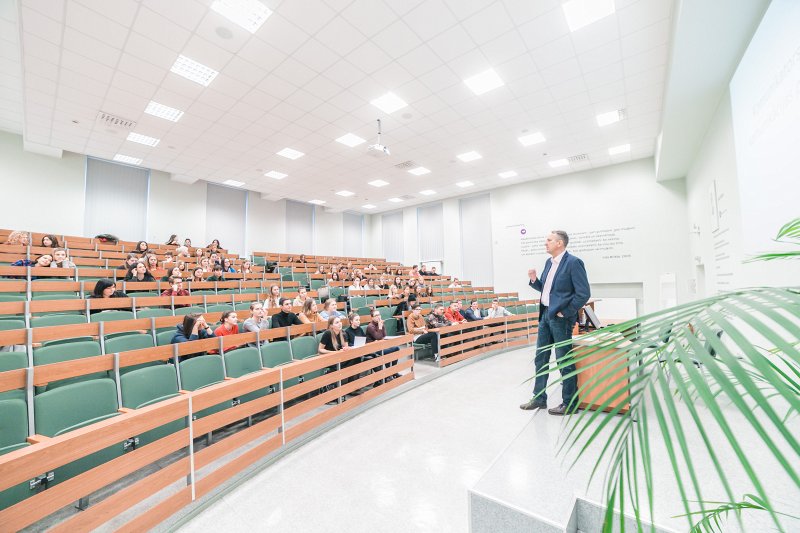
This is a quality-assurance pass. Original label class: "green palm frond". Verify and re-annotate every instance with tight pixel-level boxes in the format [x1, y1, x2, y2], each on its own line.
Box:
[745, 217, 800, 262]
[679, 493, 799, 533]
[534, 287, 800, 532]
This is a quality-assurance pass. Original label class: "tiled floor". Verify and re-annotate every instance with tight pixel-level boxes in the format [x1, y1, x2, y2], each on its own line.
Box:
[178, 347, 540, 532]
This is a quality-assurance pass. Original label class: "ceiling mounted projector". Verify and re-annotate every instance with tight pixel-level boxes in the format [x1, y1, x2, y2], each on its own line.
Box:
[367, 119, 390, 157]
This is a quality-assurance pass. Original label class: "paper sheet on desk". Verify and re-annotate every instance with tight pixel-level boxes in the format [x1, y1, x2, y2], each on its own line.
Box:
[353, 336, 366, 348]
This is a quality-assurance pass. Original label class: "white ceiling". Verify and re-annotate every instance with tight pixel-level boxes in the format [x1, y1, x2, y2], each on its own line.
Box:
[4, 0, 674, 213]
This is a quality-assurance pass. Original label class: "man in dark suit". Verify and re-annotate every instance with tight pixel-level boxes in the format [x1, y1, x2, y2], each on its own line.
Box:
[463, 300, 484, 322]
[520, 230, 590, 415]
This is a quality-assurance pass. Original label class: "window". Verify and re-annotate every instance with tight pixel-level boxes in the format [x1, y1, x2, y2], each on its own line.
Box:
[84, 157, 149, 241]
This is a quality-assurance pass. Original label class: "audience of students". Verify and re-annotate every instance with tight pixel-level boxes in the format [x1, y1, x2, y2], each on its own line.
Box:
[214, 310, 241, 352]
[41, 234, 59, 248]
[242, 302, 270, 346]
[264, 284, 281, 310]
[172, 313, 215, 343]
[271, 298, 303, 328]
[320, 298, 345, 320]
[207, 264, 226, 281]
[160, 277, 190, 297]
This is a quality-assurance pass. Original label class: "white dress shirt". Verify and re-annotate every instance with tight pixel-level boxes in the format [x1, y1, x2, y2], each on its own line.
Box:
[540, 250, 566, 307]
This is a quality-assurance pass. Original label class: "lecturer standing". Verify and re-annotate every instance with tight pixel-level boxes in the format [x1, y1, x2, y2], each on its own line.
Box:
[520, 230, 590, 415]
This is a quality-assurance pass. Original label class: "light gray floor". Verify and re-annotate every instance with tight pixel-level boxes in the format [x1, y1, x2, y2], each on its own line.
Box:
[178, 347, 540, 532]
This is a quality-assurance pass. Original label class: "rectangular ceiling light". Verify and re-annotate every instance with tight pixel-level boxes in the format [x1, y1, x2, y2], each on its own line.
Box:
[463, 68, 504, 95]
[387, 197, 403, 203]
[211, 0, 272, 34]
[277, 147, 304, 159]
[518, 132, 546, 146]
[562, 0, 616, 32]
[362, 204, 376, 209]
[368, 179, 389, 187]
[309, 199, 326, 205]
[144, 101, 184, 122]
[419, 189, 436, 196]
[223, 179, 245, 187]
[370, 92, 408, 114]
[408, 166, 430, 176]
[549, 159, 569, 168]
[264, 170, 287, 179]
[170, 55, 219, 87]
[336, 133, 366, 147]
[456, 151, 482, 162]
[596, 109, 625, 127]
[113, 154, 142, 165]
[336, 190, 355, 197]
[456, 181, 474, 188]
[127, 132, 160, 147]
[498, 170, 517, 178]
[608, 143, 631, 155]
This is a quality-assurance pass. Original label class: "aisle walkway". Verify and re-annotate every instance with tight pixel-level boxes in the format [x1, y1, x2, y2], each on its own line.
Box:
[177, 347, 540, 532]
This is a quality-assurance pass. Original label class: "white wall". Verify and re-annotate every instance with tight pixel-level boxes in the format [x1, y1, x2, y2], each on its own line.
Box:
[0, 130, 85, 236]
[490, 159, 690, 313]
[684, 91, 797, 291]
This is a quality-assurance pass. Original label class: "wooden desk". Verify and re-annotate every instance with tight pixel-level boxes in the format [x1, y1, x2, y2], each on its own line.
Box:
[573, 335, 630, 415]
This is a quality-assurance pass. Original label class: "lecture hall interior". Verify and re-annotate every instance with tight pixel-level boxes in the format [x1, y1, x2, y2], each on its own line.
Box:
[0, 0, 798, 531]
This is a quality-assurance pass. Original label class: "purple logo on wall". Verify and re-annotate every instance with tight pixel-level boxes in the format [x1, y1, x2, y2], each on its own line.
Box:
[520, 228, 527, 235]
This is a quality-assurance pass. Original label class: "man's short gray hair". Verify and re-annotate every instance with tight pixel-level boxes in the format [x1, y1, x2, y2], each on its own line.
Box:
[552, 230, 569, 247]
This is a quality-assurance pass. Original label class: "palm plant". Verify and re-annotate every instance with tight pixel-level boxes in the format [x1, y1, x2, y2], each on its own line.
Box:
[537, 219, 800, 532]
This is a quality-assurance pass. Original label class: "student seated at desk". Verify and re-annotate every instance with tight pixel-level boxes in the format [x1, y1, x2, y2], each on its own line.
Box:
[486, 298, 513, 318]
[463, 300, 485, 322]
[171, 313, 215, 343]
[271, 298, 303, 328]
[242, 302, 270, 346]
[213, 310, 240, 352]
[206, 264, 226, 281]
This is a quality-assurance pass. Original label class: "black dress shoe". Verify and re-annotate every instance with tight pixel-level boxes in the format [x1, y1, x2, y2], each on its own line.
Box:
[519, 398, 547, 410]
[547, 404, 571, 416]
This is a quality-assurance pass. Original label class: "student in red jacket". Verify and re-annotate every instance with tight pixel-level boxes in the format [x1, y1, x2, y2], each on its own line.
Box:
[214, 310, 241, 352]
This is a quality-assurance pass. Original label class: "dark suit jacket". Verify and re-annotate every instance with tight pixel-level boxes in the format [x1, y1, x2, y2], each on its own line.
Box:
[529, 251, 590, 321]
[463, 308, 483, 322]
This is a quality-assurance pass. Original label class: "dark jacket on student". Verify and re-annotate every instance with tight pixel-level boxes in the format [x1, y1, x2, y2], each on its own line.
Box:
[344, 325, 365, 347]
[171, 323, 216, 344]
[271, 311, 303, 328]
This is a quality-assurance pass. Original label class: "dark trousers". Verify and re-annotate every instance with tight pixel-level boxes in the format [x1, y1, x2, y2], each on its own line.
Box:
[416, 332, 439, 354]
[533, 309, 577, 406]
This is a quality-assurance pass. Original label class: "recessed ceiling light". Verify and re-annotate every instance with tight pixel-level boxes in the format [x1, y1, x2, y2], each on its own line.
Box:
[370, 92, 408, 114]
[388, 197, 403, 203]
[127, 132, 160, 147]
[264, 170, 287, 179]
[463, 68, 505, 95]
[498, 170, 518, 178]
[144, 101, 184, 122]
[113, 154, 142, 165]
[336, 190, 355, 197]
[419, 189, 436, 196]
[368, 179, 389, 187]
[408, 167, 430, 176]
[608, 143, 631, 155]
[562, 0, 616, 32]
[210, 0, 272, 34]
[223, 179, 245, 187]
[277, 147, 304, 160]
[309, 199, 326, 205]
[549, 159, 569, 168]
[336, 133, 366, 147]
[170, 55, 219, 87]
[456, 181, 474, 188]
[518, 132, 546, 146]
[456, 151, 482, 162]
[596, 109, 625, 127]
[362, 204, 376, 209]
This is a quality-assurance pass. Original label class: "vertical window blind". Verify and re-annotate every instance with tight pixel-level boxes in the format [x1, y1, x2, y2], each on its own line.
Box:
[285, 200, 314, 253]
[84, 157, 149, 241]
[342, 212, 363, 257]
[381, 211, 403, 263]
[460, 194, 493, 286]
[417, 203, 443, 262]
[205, 183, 246, 256]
